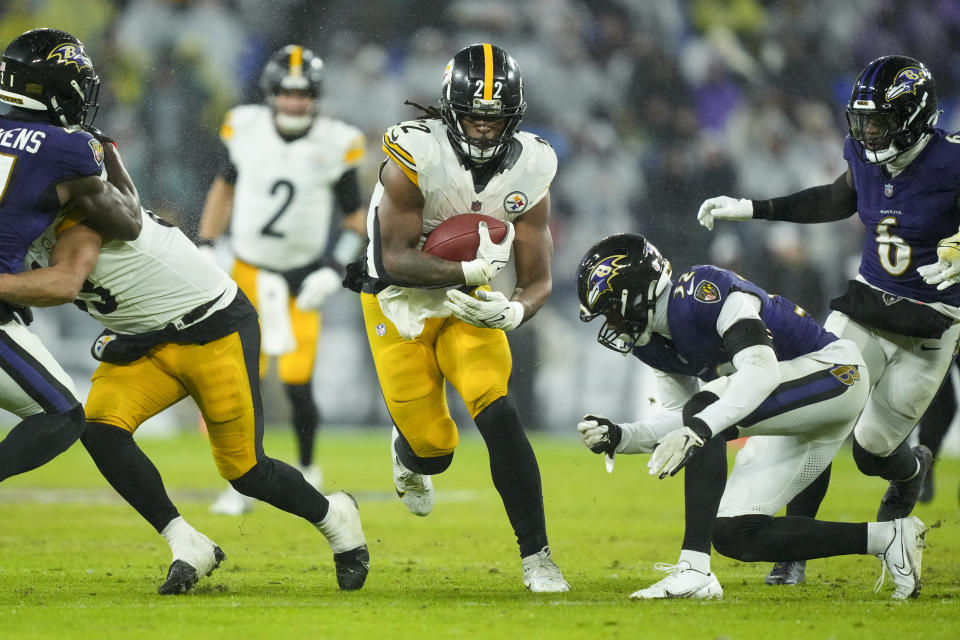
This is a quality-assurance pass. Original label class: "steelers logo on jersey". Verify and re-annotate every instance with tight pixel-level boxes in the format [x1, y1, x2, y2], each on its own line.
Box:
[694, 280, 722, 303]
[503, 191, 527, 214]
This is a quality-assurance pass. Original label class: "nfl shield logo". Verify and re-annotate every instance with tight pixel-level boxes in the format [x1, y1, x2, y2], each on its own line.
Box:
[376, 323, 386, 337]
[884, 183, 894, 198]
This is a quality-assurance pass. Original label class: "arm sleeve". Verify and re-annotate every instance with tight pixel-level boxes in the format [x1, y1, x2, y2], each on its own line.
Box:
[215, 139, 238, 185]
[616, 404, 684, 454]
[333, 168, 363, 213]
[693, 292, 781, 436]
[695, 344, 780, 436]
[655, 369, 699, 412]
[752, 172, 857, 223]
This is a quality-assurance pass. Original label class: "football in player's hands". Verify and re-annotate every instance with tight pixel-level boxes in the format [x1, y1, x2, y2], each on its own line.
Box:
[422, 213, 508, 262]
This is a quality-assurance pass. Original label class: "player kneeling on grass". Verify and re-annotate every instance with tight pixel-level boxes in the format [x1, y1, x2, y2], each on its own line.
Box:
[0, 199, 369, 594]
[575, 233, 926, 600]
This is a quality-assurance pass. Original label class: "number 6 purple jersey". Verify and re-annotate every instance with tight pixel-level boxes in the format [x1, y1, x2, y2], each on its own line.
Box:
[843, 128, 960, 305]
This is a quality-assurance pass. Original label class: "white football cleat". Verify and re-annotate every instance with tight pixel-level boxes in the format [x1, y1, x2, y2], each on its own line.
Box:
[315, 490, 369, 590]
[209, 483, 254, 516]
[629, 561, 723, 599]
[522, 546, 570, 592]
[391, 427, 434, 516]
[158, 529, 225, 595]
[876, 515, 927, 600]
[298, 464, 323, 491]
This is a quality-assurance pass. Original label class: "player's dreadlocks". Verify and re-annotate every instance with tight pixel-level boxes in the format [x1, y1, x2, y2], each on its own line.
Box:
[404, 100, 442, 120]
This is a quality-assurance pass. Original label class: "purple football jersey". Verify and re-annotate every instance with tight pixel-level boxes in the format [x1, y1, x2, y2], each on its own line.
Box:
[632, 265, 836, 380]
[0, 116, 103, 273]
[843, 129, 960, 305]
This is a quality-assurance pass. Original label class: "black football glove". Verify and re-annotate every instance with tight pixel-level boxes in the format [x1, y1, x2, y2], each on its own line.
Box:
[577, 414, 622, 456]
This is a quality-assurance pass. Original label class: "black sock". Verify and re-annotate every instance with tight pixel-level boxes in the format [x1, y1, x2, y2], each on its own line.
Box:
[231, 457, 328, 522]
[80, 421, 180, 532]
[785, 464, 831, 518]
[714, 514, 867, 561]
[474, 396, 547, 557]
[681, 434, 727, 554]
[854, 438, 917, 481]
[0, 404, 84, 481]
[285, 383, 318, 467]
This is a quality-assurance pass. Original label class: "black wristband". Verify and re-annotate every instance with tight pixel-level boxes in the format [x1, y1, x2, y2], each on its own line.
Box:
[684, 416, 713, 442]
[196, 238, 215, 248]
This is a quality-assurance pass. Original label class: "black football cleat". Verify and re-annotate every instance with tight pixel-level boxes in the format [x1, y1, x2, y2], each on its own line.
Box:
[765, 560, 806, 586]
[877, 445, 933, 521]
[333, 546, 370, 591]
[158, 546, 226, 595]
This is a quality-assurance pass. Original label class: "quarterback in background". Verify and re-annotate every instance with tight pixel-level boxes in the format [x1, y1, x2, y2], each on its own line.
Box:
[198, 44, 368, 515]
[345, 43, 568, 592]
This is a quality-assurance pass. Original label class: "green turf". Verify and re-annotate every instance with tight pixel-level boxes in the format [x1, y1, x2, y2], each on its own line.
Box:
[1, 427, 958, 639]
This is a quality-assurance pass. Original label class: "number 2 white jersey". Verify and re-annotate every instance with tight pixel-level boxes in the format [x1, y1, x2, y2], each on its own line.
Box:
[26, 212, 237, 334]
[221, 104, 366, 270]
[366, 118, 557, 280]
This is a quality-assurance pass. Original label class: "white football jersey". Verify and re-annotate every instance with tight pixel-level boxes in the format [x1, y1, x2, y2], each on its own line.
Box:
[366, 118, 557, 279]
[221, 104, 366, 270]
[26, 212, 237, 334]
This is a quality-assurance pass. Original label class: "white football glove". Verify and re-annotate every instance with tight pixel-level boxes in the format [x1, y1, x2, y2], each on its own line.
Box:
[461, 220, 515, 286]
[443, 288, 524, 330]
[648, 426, 705, 479]
[696, 196, 753, 231]
[295, 267, 342, 310]
[918, 231, 960, 290]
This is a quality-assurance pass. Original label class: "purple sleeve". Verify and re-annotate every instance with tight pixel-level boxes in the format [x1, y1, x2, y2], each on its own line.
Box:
[52, 130, 104, 181]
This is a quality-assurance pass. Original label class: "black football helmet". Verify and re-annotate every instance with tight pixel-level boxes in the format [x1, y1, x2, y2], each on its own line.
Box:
[577, 233, 673, 354]
[440, 43, 526, 165]
[0, 28, 100, 128]
[259, 44, 323, 135]
[846, 55, 938, 164]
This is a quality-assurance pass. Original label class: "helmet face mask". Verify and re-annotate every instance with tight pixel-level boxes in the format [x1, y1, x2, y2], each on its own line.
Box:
[0, 28, 100, 128]
[577, 234, 672, 354]
[260, 45, 323, 136]
[845, 55, 938, 164]
[440, 43, 526, 165]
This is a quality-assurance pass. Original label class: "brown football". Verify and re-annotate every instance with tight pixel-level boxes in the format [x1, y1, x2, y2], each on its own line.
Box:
[421, 213, 508, 261]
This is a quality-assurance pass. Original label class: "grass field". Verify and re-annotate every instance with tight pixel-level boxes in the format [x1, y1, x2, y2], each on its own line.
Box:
[1, 426, 958, 640]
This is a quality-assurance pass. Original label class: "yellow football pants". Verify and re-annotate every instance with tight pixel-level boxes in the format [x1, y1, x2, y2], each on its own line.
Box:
[232, 259, 319, 384]
[84, 326, 263, 480]
[361, 292, 511, 459]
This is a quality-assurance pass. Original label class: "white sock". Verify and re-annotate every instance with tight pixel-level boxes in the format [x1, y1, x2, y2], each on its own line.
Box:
[160, 516, 191, 549]
[679, 549, 711, 574]
[866, 521, 896, 555]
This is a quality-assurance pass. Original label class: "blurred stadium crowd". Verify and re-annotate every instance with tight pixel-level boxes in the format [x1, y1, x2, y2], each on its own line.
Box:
[4, 0, 960, 432]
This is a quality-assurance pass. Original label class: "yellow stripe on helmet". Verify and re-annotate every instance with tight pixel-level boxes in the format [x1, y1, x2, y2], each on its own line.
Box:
[482, 43, 493, 100]
[290, 45, 303, 77]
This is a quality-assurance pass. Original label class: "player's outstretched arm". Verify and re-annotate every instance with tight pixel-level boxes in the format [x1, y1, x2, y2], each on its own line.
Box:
[56, 143, 141, 241]
[0, 224, 101, 307]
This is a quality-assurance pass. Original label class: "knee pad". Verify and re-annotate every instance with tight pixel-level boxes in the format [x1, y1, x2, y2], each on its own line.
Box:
[713, 514, 772, 561]
[394, 429, 453, 474]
